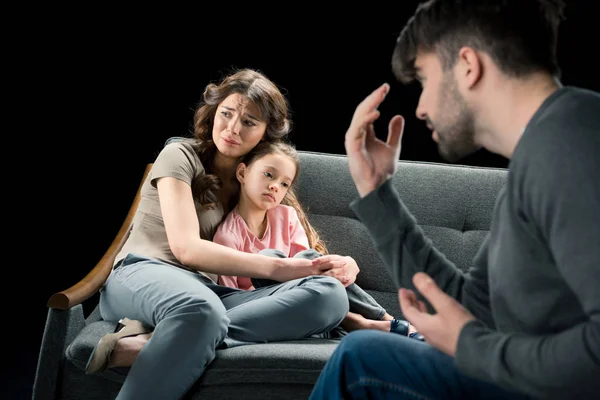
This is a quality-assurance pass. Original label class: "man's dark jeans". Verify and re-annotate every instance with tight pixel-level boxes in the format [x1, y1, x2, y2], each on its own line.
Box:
[309, 330, 532, 399]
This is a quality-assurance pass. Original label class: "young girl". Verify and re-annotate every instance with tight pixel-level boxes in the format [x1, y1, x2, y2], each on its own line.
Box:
[213, 140, 423, 338]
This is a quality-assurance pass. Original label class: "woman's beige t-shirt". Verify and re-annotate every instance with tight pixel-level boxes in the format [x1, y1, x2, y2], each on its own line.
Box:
[114, 140, 223, 283]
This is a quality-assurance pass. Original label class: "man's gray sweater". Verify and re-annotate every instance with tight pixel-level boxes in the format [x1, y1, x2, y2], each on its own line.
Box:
[349, 86, 600, 399]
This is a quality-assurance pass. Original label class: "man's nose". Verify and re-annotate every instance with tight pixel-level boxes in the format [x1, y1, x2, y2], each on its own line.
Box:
[415, 96, 427, 121]
[415, 105, 427, 121]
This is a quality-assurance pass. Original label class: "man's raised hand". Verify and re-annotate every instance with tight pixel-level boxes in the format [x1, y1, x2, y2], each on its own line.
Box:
[344, 83, 405, 197]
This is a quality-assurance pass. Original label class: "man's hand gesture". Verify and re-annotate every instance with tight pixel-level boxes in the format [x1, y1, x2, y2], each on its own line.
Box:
[399, 272, 476, 357]
[344, 83, 405, 197]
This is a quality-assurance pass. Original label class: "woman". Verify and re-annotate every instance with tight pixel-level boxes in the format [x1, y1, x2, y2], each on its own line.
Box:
[87, 68, 357, 400]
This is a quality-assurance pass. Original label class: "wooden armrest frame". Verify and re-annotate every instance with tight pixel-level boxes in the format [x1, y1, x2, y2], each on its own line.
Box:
[47, 164, 153, 310]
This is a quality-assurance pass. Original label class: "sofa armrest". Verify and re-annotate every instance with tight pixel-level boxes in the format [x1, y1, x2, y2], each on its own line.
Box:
[47, 164, 152, 310]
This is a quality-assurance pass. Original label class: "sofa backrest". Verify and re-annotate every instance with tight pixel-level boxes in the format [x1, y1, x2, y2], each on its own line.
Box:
[295, 150, 507, 318]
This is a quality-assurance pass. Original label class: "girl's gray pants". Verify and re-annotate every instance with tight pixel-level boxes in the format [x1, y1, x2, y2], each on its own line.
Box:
[255, 249, 387, 321]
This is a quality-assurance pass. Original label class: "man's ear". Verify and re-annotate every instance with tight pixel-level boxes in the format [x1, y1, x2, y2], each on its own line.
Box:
[456, 46, 483, 89]
[236, 163, 247, 183]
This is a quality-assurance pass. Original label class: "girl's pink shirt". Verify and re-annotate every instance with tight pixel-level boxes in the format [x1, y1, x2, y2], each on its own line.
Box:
[213, 205, 310, 290]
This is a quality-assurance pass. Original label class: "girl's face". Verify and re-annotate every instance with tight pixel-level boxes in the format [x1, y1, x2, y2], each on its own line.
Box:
[236, 153, 297, 211]
[212, 93, 267, 160]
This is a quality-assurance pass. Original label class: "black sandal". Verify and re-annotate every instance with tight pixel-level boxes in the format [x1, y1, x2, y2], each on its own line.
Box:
[390, 318, 425, 341]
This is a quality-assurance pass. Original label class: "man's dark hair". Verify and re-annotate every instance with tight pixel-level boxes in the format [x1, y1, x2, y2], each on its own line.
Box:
[392, 0, 566, 83]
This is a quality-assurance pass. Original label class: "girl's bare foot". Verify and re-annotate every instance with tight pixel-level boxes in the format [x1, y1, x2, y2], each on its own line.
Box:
[107, 333, 153, 368]
[340, 312, 418, 335]
[340, 312, 392, 332]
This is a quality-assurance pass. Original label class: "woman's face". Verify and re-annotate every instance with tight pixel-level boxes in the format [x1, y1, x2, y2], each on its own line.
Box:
[212, 93, 268, 160]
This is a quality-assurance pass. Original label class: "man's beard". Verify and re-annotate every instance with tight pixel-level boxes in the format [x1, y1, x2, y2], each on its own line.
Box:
[433, 74, 479, 163]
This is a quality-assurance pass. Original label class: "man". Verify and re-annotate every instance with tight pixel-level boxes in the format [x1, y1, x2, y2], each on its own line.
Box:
[309, 0, 599, 399]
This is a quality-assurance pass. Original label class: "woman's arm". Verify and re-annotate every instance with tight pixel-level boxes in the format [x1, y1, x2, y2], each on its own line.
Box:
[314, 254, 359, 287]
[157, 176, 329, 282]
[287, 206, 359, 286]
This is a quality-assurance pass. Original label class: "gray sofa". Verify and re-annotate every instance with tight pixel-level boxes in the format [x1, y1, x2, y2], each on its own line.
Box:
[33, 147, 507, 400]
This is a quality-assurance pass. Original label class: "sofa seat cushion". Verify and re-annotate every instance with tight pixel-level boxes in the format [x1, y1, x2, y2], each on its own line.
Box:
[66, 320, 341, 386]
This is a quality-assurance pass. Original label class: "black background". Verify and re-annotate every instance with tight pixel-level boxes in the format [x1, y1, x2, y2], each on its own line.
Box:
[8, 1, 599, 398]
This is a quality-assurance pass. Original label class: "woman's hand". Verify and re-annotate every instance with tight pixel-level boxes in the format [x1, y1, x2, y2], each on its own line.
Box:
[269, 256, 346, 283]
[312, 255, 360, 287]
[267, 254, 359, 286]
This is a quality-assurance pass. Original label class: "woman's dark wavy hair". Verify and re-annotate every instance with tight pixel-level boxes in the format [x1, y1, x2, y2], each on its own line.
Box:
[189, 68, 293, 208]
[392, 0, 566, 83]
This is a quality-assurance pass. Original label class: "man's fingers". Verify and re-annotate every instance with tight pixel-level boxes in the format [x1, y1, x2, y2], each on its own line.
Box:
[412, 272, 453, 313]
[358, 83, 390, 115]
[347, 110, 381, 143]
[400, 286, 428, 313]
[387, 115, 405, 149]
[346, 84, 389, 149]
[399, 288, 428, 326]
[347, 83, 388, 134]
[402, 287, 418, 303]
[366, 110, 382, 125]
[367, 123, 376, 138]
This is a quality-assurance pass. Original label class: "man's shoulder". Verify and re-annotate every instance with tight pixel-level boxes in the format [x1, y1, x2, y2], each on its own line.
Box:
[538, 86, 600, 125]
[561, 85, 600, 101]
[516, 86, 600, 161]
[509, 86, 600, 199]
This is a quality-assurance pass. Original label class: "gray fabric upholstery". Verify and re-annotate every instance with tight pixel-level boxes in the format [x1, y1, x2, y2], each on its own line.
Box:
[33, 150, 507, 400]
[295, 151, 506, 319]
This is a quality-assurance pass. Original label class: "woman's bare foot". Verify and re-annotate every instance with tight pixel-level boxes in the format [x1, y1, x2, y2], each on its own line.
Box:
[107, 333, 153, 368]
